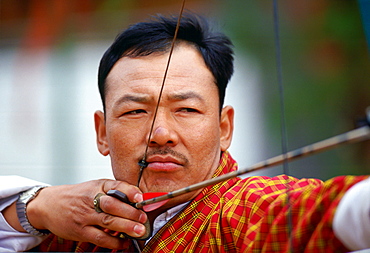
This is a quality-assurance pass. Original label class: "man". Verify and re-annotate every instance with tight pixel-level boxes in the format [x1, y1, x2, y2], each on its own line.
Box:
[1, 13, 370, 252]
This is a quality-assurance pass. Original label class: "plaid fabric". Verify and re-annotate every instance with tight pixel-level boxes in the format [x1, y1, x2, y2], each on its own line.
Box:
[32, 152, 368, 252]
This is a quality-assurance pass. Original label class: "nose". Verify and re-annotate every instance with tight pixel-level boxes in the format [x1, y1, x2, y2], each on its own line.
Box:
[147, 112, 178, 147]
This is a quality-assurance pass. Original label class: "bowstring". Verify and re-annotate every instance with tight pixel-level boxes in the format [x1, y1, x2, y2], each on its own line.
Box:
[137, 0, 186, 187]
[272, 0, 293, 251]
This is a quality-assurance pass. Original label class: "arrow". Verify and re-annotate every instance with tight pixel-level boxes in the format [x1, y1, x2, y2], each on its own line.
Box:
[138, 123, 370, 210]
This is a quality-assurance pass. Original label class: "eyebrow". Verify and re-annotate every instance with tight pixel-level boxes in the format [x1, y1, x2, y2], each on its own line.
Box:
[113, 94, 152, 107]
[113, 91, 205, 108]
[167, 91, 205, 102]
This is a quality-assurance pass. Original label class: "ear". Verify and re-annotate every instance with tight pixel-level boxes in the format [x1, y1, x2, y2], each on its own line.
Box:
[94, 110, 110, 156]
[219, 105, 234, 151]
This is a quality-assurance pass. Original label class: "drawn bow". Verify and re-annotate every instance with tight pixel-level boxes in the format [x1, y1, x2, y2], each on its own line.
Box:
[113, 0, 370, 243]
[134, 0, 370, 212]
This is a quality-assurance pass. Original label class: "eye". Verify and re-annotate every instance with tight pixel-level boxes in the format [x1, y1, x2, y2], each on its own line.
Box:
[123, 109, 147, 115]
[178, 108, 199, 113]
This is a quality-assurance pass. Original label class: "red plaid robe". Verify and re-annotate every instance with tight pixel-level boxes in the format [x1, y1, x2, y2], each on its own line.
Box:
[33, 152, 367, 252]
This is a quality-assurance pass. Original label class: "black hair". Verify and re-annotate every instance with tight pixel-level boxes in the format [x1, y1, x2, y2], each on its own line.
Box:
[98, 13, 234, 111]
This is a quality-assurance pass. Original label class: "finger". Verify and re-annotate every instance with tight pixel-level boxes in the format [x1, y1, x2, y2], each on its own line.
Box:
[80, 226, 131, 250]
[98, 195, 147, 223]
[101, 180, 143, 203]
[94, 212, 146, 238]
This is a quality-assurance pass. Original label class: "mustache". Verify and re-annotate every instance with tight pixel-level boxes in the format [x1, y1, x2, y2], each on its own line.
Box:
[139, 147, 189, 165]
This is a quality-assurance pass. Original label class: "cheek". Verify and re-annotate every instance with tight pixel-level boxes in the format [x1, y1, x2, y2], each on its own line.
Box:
[185, 119, 221, 161]
[106, 124, 145, 182]
[107, 121, 146, 150]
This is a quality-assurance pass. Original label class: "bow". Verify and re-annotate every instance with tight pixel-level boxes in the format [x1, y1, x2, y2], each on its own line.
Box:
[123, 0, 370, 249]
[137, 0, 370, 211]
[132, 4, 370, 252]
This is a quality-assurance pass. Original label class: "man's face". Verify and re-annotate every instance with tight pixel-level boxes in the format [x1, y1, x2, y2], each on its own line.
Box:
[95, 43, 234, 207]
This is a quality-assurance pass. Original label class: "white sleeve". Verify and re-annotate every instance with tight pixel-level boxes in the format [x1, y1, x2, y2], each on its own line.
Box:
[0, 176, 50, 252]
[333, 177, 370, 251]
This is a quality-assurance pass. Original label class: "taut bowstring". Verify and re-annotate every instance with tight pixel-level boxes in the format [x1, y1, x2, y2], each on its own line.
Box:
[137, 0, 186, 187]
[272, 0, 294, 251]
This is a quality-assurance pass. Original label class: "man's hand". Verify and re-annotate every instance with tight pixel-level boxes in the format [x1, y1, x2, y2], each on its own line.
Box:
[26, 179, 147, 249]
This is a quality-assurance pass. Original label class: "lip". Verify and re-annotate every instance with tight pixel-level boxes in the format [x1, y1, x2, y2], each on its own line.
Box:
[145, 155, 183, 171]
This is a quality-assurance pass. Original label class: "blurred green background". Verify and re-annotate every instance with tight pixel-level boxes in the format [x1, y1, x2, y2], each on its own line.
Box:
[0, 0, 369, 185]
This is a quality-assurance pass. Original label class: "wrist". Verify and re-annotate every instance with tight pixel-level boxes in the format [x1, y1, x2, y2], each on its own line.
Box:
[16, 186, 50, 236]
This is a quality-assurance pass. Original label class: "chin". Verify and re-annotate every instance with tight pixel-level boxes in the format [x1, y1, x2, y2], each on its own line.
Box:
[146, 185, 179, 193]
[143, 179, 185, 193]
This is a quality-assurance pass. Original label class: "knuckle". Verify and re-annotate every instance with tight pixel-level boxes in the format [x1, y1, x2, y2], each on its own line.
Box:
[93, 179, 109, 189]
[101, 214, 114, 226]
[102, 180, 121, 192]
[93, 233, 106, 246]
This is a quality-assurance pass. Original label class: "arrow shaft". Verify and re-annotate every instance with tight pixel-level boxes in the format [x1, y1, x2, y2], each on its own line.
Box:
[135, 125, 370, 209]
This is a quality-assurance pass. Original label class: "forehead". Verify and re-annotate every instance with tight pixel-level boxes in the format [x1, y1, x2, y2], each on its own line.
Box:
[104, 44, 218, 105]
